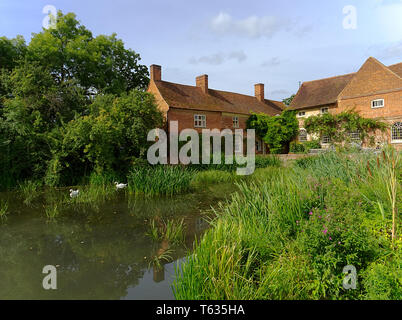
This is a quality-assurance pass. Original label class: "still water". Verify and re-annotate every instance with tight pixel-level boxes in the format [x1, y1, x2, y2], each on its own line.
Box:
[0, 184, 234, 300]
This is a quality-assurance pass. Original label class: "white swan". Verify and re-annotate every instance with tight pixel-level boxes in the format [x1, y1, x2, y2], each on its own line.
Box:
[115, 182, 128, 190]
[69, 189, 80, 198]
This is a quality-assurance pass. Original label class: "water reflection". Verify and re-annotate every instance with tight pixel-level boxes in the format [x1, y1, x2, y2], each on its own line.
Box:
[0, 184, 234, 300]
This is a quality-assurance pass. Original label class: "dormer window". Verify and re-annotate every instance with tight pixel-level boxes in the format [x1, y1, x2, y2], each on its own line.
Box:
[371, 99, 384, 109]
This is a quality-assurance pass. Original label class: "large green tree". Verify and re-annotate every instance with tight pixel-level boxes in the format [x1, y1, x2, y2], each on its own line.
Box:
[247, 110, 299, 154]
[26, 11, 149, 95]
[0, 11, 158, 189]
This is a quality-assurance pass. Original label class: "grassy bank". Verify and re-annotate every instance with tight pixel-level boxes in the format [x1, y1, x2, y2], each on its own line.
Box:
[173, 150, 401, 300]
[1, 155, 282, 220]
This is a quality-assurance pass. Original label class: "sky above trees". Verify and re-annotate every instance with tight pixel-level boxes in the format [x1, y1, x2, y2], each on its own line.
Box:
[1, 0, 402, 100]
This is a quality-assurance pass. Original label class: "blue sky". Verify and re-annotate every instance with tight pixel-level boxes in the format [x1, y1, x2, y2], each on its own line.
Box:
[1, 0, 402, 101]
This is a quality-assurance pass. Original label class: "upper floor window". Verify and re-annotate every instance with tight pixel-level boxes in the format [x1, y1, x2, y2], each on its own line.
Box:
[391, 122, 402, 143]
[298, 111, 306, 117]
[233, 116, 239, 128]
[194, 114, 206, 128]
[299, 129, 308, 142]
[371, 99, 384, 109]
[321, 107, 329, 114]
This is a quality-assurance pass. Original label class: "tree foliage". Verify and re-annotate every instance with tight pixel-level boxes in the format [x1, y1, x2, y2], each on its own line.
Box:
[282, 94, 295, 107]
[304, 110, 388, 146]
[247, 110, 299, 154]
[0, 11, 160, 189]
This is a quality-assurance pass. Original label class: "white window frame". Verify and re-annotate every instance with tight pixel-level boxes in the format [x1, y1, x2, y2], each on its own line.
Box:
[194, 114, 206, 128]
[299, 129, 308, 142]
[349, 131, 361, 142]
[321, 107, 329, 114]
[298, 111, 306, 117]
[391, 122, 402, 143]
[233, 116, 239, 128]
[371, 99, 385, 109]
[322, 135, 331, 144]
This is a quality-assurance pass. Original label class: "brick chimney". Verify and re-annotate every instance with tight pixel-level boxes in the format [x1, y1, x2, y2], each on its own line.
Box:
[255, 83, 265, 102]
[150, 64, 161, 81]
[196, 75, 209, 94]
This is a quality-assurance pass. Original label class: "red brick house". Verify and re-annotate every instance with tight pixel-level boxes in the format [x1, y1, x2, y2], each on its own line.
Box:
[147, 65, 285, 154]
[290, 57, 402, 150]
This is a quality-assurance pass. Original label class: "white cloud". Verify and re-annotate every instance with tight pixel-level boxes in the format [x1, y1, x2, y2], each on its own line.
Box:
[209, 12, 291, 39]
[189, 50, 247, 65]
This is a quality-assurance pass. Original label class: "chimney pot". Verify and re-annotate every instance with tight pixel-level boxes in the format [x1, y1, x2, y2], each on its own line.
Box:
[150, 64, 162, 81]
[255, 83, 265, 102]
[196, 74, 209, 94]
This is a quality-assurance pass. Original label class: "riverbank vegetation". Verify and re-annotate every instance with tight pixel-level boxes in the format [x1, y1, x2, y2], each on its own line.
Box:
[0, 11, 161, 191]
[173, 149, 401, 300]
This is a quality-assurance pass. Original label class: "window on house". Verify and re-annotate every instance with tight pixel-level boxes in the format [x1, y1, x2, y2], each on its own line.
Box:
[322, 135, 331, 144]
[391, 122, 402, 142]
[349, 131, 361, 142]
[256, 140, 262, 152]
[298, 112, 306, 117]
[371, 99, 385, 109]
[321, 107, 329, 114]
[194, 115, 206, 128]
[299, 129, 308, 142]
[233, 116, 239, 128]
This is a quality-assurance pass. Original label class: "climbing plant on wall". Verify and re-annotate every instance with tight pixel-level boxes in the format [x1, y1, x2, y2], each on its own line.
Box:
[304, 110, 388, 146]
[247, 110, 299, 154]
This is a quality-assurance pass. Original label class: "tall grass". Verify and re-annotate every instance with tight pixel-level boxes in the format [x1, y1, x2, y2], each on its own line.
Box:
[0, 200, 9, 221]
[19, 180, 42, 205]
[147, 218, 186, 245]
[128, 166, 193, 197]
[174, 150, 401, 300]
[44, 203, 59, 220]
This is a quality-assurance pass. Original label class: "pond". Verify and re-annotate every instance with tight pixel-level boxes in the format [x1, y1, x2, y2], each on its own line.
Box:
[0, 184, 235, 300]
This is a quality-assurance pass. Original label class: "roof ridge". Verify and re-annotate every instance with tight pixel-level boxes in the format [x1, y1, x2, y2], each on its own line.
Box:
[388, 61, 402, 67]
[369, 56, 402, 80]
[159, 79, 282, 103]
[302, 72, 355, 84]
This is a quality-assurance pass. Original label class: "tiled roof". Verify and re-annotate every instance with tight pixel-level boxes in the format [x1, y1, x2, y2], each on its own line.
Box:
[388, 62, 402, 78]
[154, 80, 284, 116]
[289, 61, 402, 111]
[289, 73, 355, 110]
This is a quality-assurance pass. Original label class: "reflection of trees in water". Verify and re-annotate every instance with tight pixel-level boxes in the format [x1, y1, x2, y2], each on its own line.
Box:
[0, 186, 230, 299]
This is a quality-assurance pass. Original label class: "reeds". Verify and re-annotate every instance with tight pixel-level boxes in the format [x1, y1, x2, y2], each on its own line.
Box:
[0, 200, 9, 221]
[128, 166, 193, 197]
[147, 218, 186, 245]
[44, 203, 59, 220]
[19, 180, 42, 205]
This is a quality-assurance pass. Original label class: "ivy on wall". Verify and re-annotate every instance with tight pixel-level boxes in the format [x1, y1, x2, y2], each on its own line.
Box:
[304, 110, 388, 146]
